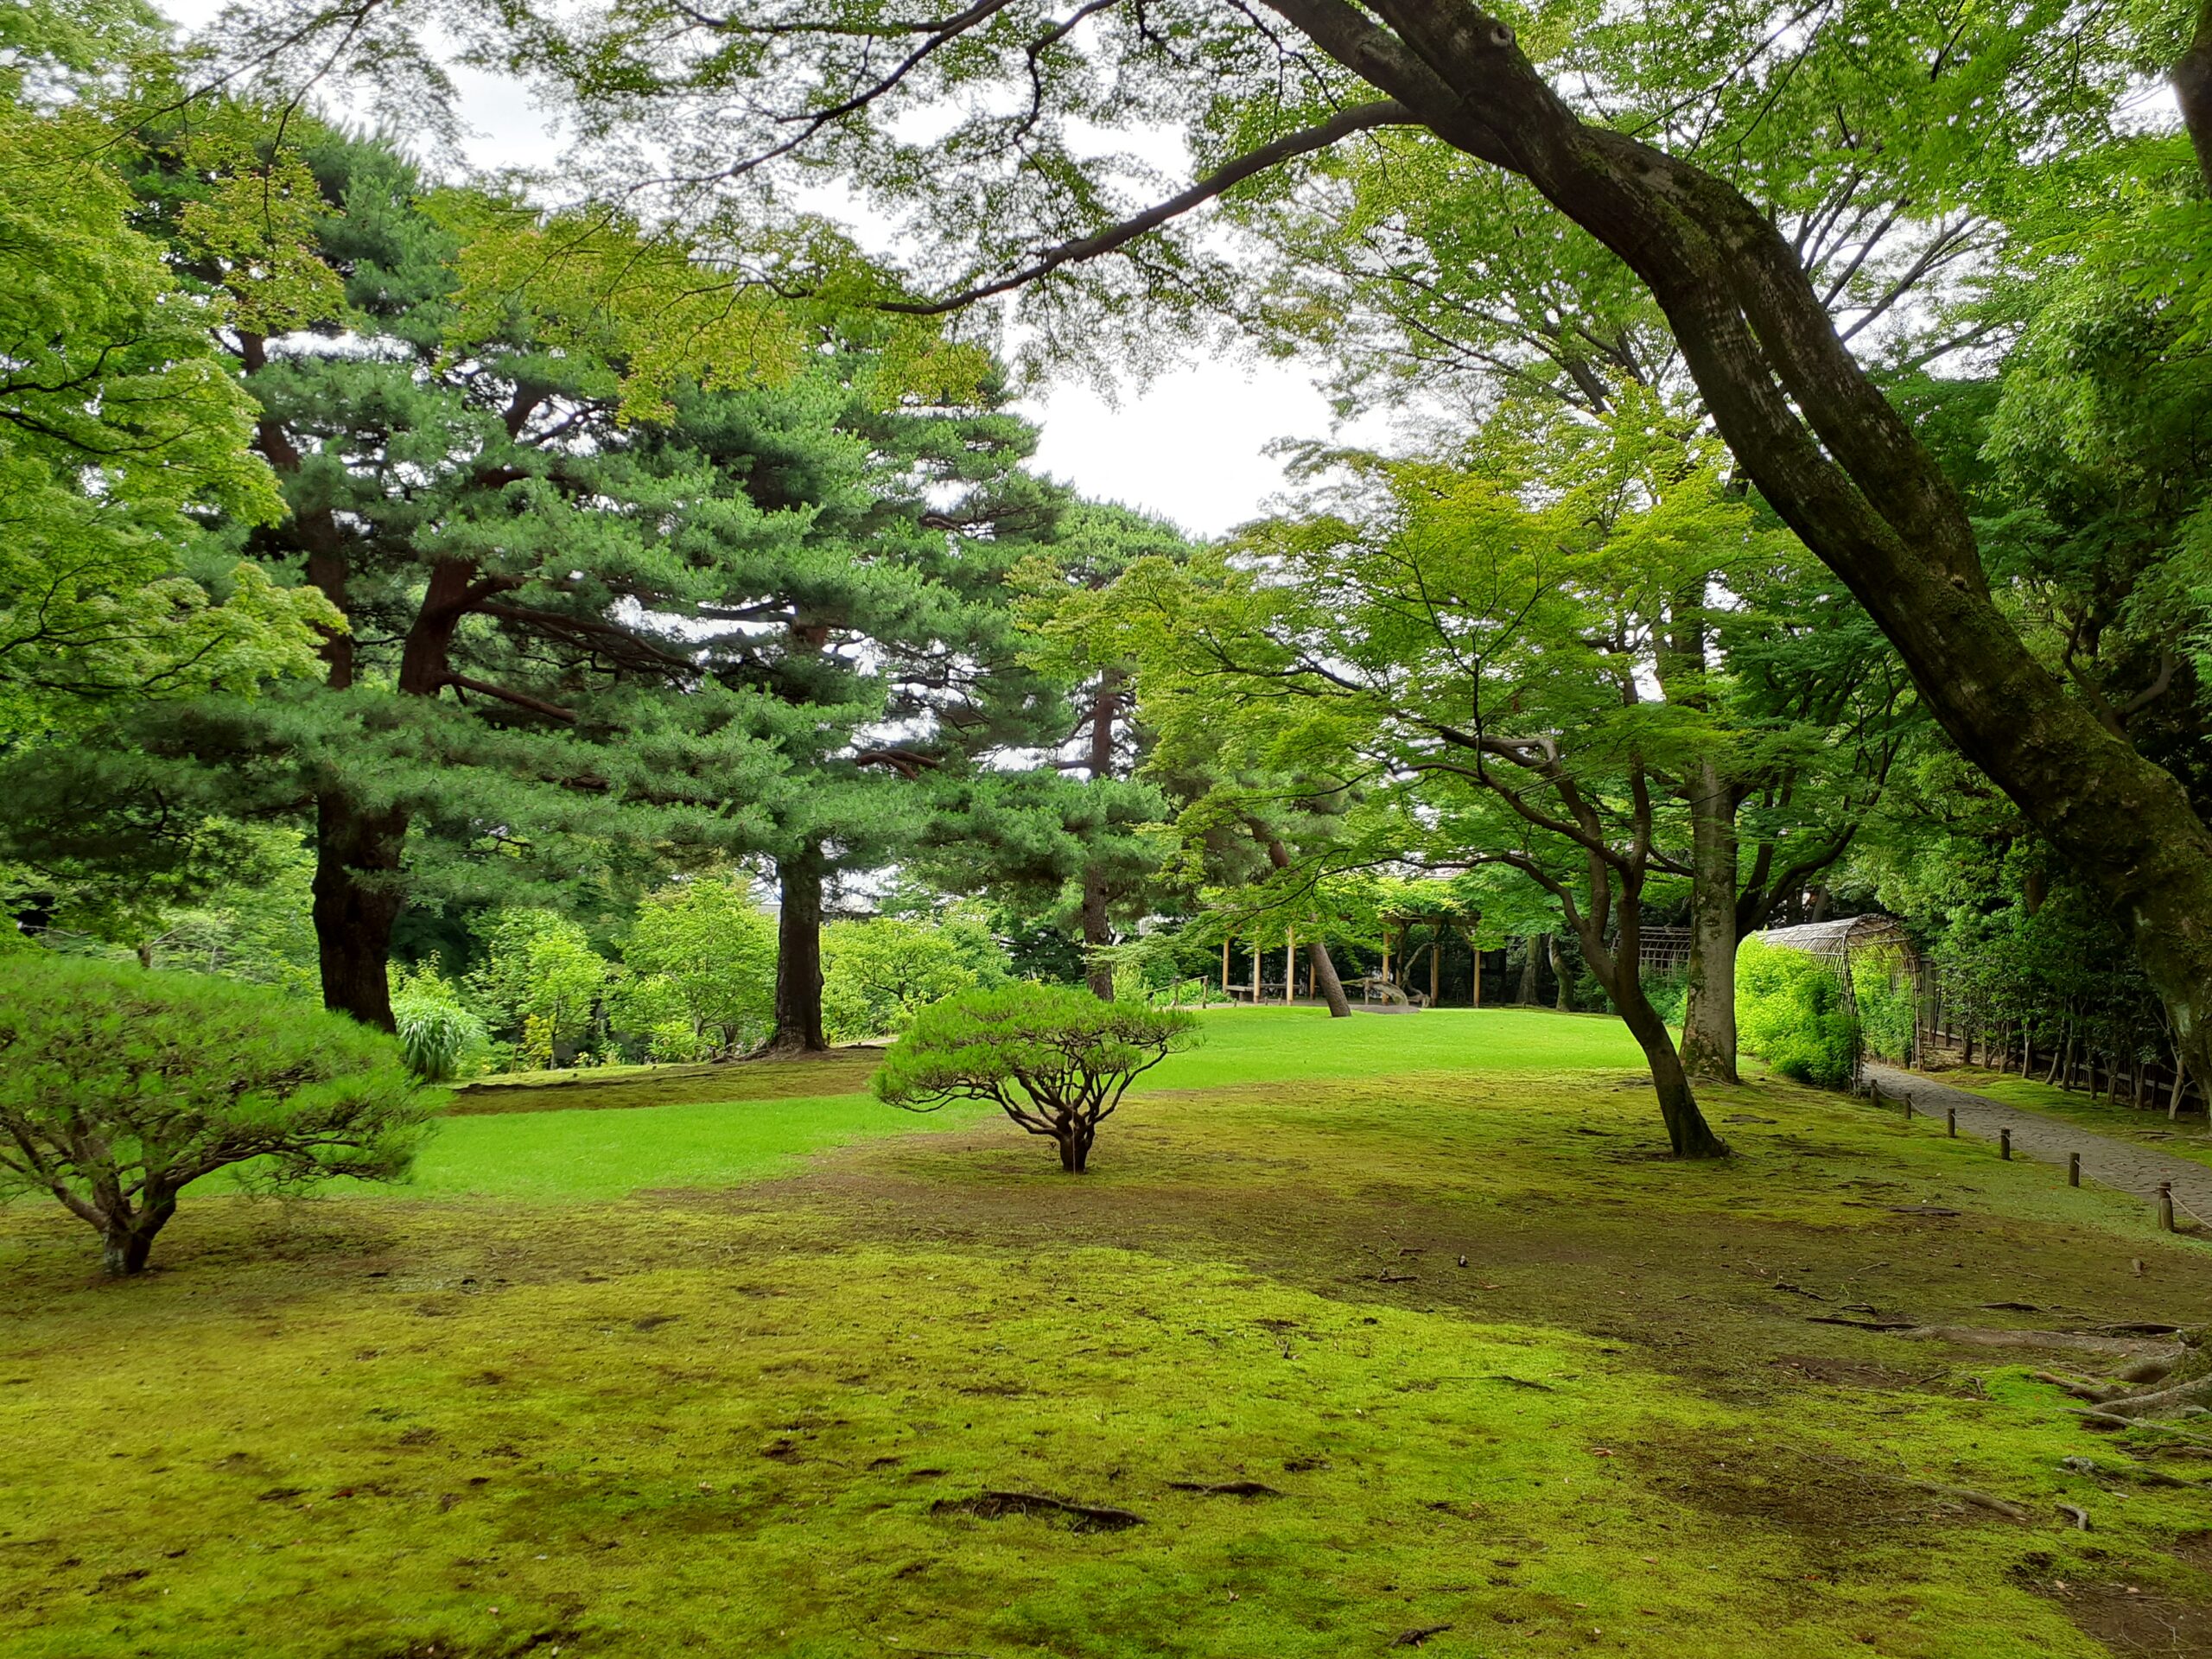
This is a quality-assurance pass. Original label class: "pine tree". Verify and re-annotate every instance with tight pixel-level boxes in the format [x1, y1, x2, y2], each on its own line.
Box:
[651, 359, 1072, 1052]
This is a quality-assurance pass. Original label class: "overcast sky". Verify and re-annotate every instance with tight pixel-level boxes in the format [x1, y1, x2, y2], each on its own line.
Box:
[155, 1, 1356, 538]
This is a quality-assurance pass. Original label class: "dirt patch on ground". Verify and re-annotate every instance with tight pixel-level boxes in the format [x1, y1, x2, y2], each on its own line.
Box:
[1769, 1353, 1948, 1392]
[2041, 1580, 2212, 1656]
[1628, 1429, 1967, 1540]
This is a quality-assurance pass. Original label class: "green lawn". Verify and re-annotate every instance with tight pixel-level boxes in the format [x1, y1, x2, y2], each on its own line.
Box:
[5, 1008, 2210, 1658]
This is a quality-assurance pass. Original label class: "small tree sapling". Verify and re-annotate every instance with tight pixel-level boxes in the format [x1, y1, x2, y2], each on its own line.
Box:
[874, 984, 1198, 1173]
[0, 954, 437, 1275]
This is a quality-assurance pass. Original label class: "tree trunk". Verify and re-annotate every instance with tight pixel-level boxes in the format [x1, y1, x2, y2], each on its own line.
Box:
[2177, 0, 2212, 194]
[1612, 971, 1729, 1159]
[1549, 934, 1573, 1012]
[311, 791, 408, 1031]
[1080, 864, 1115, 1001]
[98, 1194, 173, 1278]
[767, 845, 829, 1054]
[1082, 670, 1122, 1001]
[1057, 1122, 1092, 1173]
[1513, 938, 1539, 1003]
[1678, 760, 1741, 1084]
[1306, 938, 1352, 1018]
[1261, 5, 2212, 1102]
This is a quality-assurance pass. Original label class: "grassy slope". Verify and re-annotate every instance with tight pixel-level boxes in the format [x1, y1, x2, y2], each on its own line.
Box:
[1930, 1065, 2212, 1174]
[5, 1008, 2210, 1659]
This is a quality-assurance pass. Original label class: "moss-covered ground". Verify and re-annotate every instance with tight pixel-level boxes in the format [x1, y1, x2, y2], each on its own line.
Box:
[5, 1008, 2211, 1658]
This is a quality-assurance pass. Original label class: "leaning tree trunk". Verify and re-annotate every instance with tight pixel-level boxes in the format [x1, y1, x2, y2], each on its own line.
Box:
[1565, 908, 1729, 1159]
[1611, 969, 1729, 1159]
[1305, 938, 1353, 1018]
[1262, 0, 2212, 1097]
[766, 845, 829, 1055]
[1678, 761, 1741, 1084]
[311, 791, 409, 1032]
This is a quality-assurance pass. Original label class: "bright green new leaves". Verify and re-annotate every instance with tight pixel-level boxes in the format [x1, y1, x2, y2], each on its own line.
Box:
[614, 874, 779, 1058]
[822, 912, 1008, 1044]
[0, 42, 333, 740]
[0, 951, 437, 1274]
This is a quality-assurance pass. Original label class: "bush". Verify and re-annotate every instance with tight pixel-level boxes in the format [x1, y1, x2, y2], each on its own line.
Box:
[1735, 936, 1858, 1088]
[0, 954, 438, 1274]
[391, 963, 489, 1082]
[874, 983, 1199, 1172]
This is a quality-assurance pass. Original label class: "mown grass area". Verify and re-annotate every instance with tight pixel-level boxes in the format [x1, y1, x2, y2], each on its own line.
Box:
[1932, 1064, 2212, 1174]
[6, 1008, 2211, 1658]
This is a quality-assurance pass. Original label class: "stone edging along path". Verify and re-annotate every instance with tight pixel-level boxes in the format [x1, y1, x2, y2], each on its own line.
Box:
[1864, 1062, 2212, 1235]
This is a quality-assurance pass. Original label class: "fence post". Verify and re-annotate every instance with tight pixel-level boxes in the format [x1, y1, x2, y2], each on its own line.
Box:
[2069, 1152, 2081, 1188]
[2000, 1128, 2012, 1160]
[2158, 1182, 2175, 1233]
[1947, 1108, 1956, 1138]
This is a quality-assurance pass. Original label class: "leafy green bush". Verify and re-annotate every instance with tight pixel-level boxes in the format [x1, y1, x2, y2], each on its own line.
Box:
[874, 983, 1198, 1172]
[1735, 936, 1859, 1088]
[0, 954, 437, 1274]
[823, 914, 1008, 1043]
[391, 963, 489, 1081]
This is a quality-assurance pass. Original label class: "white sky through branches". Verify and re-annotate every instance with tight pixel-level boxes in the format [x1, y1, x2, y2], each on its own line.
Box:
[155, 0, 1351, 538]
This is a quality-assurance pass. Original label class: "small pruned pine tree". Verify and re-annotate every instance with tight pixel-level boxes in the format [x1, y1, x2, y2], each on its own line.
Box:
[0, 955, 436, 1275]
[874, 984, 1198, 1173]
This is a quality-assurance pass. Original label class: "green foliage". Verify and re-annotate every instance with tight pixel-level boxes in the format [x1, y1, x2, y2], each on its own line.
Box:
[390, 964, 489, 1083]
[822, 912, 1008, 1043]
[0, 11, 334, 741]
[613, 874, 776, 1058]
[0, 952, 435, 1272]
[467, 911, 615, 1069]
[1734, 938, 1859, 1090]
[875, 983, 1198, 1170]
[1852, 953, 1918, 1066]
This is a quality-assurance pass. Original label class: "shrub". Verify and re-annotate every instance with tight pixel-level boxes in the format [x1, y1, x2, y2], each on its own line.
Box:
[874, 983, 1199, 1172]
[391, 963, 489, 1081]
[0, 954, 437, 1274]
[1735, 936, 1859, 1088]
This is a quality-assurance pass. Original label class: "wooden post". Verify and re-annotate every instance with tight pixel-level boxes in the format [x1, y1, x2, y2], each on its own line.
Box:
[1221, 938, 1230, 996]
[1946, 1107, 1956, 1137]
[2069, 1152, 2080, 1187]
[2158, 1182, 2175, 1232]
[1284, 924, 1295, 1006]
[2000, 1128, 2012, 1160]
[1250, 938, 1260, 1004]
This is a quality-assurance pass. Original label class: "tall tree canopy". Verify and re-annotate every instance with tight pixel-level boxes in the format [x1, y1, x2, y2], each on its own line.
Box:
[271, 0, 2212, 1090]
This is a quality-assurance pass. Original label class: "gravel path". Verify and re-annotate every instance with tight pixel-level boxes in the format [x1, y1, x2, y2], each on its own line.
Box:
[1864, 1063, 2212, 1232]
